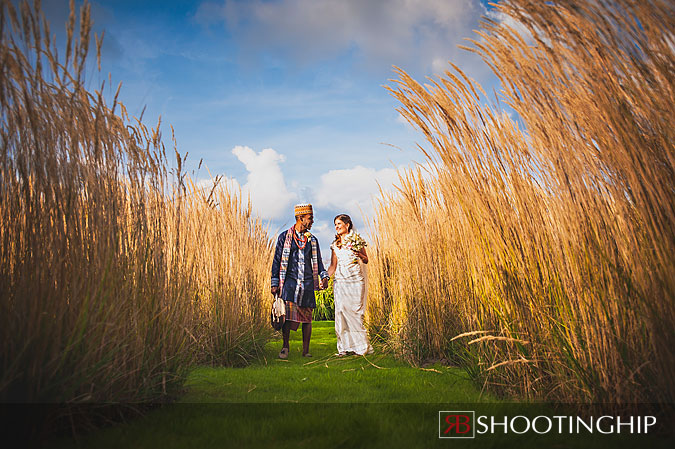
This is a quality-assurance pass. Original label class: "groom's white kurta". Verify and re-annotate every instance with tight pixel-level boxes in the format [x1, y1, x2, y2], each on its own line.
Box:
[332, 242, 373, 355]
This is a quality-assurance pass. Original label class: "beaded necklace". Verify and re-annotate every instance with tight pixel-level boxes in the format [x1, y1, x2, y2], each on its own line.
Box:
[293, 227, 308, 249]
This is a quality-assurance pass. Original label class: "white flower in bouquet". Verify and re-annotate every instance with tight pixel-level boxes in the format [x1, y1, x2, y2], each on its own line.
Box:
[342, 231, 367, 263]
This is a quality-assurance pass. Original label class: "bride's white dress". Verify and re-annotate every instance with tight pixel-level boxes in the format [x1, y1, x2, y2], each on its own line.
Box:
[332, 241, 373, 355]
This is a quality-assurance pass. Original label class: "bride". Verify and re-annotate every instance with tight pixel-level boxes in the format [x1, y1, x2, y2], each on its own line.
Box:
[326, 214, 373, 356]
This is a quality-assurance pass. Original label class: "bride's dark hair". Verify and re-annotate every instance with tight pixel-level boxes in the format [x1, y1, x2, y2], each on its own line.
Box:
[333, 214, 353, 248]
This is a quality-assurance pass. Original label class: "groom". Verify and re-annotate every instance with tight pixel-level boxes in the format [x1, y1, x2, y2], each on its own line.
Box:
[271, 204, 329, 359]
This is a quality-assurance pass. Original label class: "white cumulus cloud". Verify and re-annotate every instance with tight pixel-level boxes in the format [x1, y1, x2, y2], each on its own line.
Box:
[230, 145, 297, 220]
[315, 165, 400, 221]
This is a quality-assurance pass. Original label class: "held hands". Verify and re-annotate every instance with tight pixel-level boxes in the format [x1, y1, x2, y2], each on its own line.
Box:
[273, 280, 328, 293]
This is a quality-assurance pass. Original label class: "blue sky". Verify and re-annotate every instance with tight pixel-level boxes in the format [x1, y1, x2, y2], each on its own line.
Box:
[42, 0, 502, 258]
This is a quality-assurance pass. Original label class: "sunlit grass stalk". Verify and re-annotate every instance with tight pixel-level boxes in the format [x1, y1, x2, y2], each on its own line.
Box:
[369, 0, 674, 407]
[0, 0, 272, 405]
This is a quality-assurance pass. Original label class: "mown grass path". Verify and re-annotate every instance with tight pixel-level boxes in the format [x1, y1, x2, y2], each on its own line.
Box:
[53, 322, 671, 449]
[182, 321, 484, 404]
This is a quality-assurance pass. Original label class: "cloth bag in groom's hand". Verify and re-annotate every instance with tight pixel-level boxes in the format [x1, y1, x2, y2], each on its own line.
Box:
[270, 294, 285, 331]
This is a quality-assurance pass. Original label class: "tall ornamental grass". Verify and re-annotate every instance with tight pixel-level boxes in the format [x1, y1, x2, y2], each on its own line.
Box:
[0, 0, 272, 405]
[369, 0, 674, 406]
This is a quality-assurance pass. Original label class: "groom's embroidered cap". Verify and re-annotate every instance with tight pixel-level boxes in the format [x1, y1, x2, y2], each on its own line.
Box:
[294, 203, 313, 216]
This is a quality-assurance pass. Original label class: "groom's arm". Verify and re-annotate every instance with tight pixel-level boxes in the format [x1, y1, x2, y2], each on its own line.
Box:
[316, 241, 329, 289]
[271, 232, 285, 294]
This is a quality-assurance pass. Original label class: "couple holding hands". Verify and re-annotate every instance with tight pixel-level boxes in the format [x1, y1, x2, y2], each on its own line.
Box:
[270, 204, 373, 359]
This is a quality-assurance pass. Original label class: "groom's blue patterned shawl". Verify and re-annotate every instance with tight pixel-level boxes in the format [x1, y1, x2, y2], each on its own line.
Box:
[271, 228, 328, 308]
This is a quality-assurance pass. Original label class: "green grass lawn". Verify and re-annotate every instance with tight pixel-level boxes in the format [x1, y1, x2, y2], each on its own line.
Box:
[181, 321, 485, 404]
[50, 322, 672, 449]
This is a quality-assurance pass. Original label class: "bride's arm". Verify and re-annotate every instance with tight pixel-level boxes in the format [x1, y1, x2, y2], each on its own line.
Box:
[356, 247, 368, 264]
[327, 248, 337, 277]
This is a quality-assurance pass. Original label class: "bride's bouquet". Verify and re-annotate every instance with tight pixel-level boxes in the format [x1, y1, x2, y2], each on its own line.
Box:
[342, 231, 367, 264]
